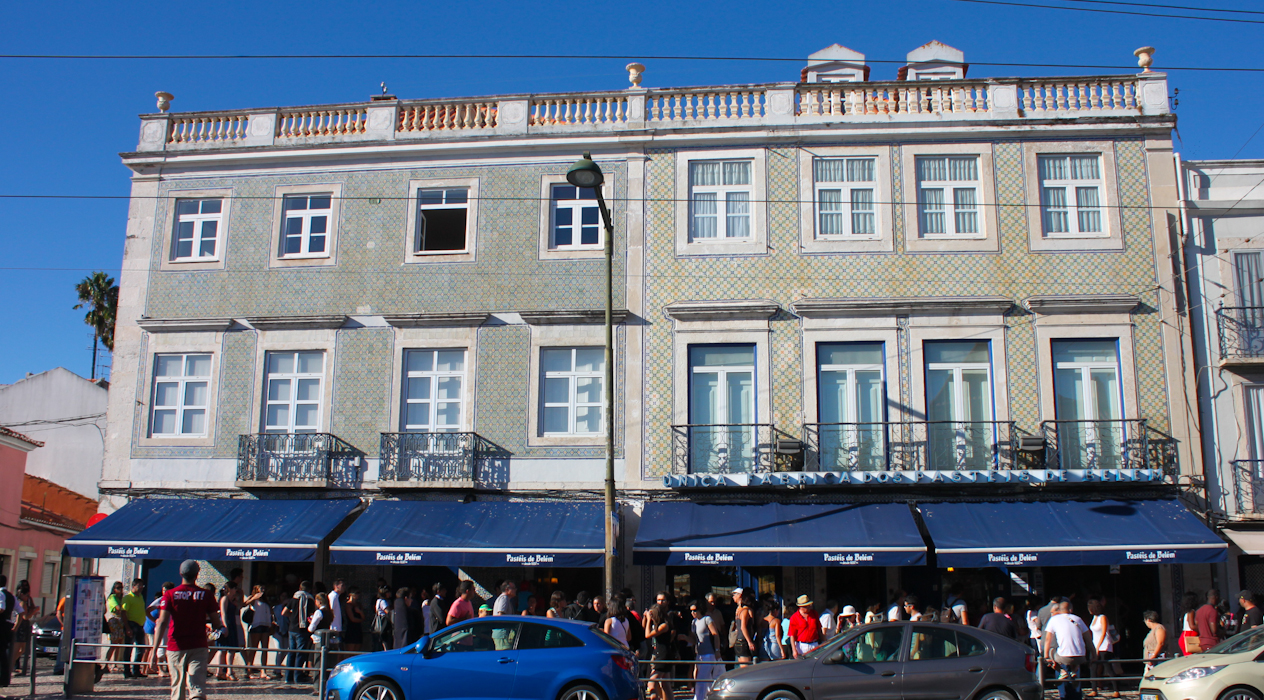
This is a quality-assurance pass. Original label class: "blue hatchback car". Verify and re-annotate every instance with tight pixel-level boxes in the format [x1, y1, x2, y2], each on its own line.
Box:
[325, 616, 639, 700]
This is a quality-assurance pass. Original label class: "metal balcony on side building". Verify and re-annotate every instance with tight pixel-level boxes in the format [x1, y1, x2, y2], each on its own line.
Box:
[802, 421, 1018, 472]
[236, 433, 359, 488]
[1216, 306, 1264, 368]
[1232, 459, 1264, 518]
[378, 432, 484, 488]
[1041, 419, 1148, 471]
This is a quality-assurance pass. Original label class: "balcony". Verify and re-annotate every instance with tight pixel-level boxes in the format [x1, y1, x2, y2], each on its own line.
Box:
[1233, 460, 1264, 517]
[378, 432, 484, 487]
[802, 421, 1017, 472]
[671, 424, 776, 474]
[1216, 307, 1264, 368]
[1041, 419, 1148, 470]
[236, 433, 360, 487]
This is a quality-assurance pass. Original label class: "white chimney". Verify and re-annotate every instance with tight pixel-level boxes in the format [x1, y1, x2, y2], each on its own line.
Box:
[904, 41, 966, 81]
[803, 44, 868, 83]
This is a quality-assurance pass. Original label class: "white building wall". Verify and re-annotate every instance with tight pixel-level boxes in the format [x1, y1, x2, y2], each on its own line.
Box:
[0, 367, 107, 499]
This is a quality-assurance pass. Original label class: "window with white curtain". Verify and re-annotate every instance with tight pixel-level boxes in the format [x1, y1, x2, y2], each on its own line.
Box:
[817, 343, 885, 471]
[151, 353, 213, 437]
[916, 156, 979, 236]
[689, 345, 756, 473]
[814, 158, 877, 238]
[1038, 154, 1103, 236]
[540, 348, 604, 436]
[263, 351, 325, 433]
[689, 160, 752, 241]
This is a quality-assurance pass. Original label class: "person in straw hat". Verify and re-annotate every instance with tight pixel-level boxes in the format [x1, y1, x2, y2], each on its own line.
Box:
[786, 595, 823, 658]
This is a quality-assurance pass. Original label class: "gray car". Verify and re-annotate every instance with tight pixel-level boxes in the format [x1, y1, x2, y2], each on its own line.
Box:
[706, 621, 1041, 700]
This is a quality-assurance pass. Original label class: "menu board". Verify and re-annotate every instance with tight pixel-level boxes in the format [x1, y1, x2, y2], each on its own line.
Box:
[68, 576, 104, 661]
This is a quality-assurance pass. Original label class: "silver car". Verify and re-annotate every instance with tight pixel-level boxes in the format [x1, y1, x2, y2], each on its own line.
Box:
[707, 621, 1041, 700]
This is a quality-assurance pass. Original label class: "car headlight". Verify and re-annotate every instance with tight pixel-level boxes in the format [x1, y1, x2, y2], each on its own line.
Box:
[328, 664, 353, 679]
[1165, 666, 1226, 684]
[711, 678, 735, 695]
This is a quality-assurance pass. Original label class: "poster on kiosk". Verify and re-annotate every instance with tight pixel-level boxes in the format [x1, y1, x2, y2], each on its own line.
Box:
[64, 575, 104, 691]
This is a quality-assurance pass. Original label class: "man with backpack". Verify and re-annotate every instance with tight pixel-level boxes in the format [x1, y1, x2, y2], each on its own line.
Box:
[282, 581, 315, 685]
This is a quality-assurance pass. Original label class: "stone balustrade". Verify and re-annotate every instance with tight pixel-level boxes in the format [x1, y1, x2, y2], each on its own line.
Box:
[136, 73, 1169, 152]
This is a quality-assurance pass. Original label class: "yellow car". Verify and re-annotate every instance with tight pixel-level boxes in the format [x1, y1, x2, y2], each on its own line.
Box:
[1139, 626, 1264, 700]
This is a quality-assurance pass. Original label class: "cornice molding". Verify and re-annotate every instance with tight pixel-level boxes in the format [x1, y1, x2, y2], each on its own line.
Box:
[519, 310, 630, 325]
[1023, 294, 1140, 315]
[136, 317, 235, 333]
[791, 296, 1012, 318]
[664, 300, 780, 322]
[245, 315, 349, 331]
[382, 312, 490, 328]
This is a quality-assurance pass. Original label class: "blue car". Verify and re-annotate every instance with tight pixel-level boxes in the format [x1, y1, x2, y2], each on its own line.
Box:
[326, 616, 639, 700]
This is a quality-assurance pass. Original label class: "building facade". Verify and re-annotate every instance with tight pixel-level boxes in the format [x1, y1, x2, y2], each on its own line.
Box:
[87, 42, 1220, 654]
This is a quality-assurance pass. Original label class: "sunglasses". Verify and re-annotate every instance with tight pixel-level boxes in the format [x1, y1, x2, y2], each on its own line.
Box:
[690, 608, 699, 613]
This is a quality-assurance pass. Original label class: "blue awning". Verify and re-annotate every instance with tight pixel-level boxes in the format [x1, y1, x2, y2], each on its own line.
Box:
[65, 499, 361, 562]
[920, 499, 1228, 568]
[633, 502, 927, 567]
[329, 501, 605, 567]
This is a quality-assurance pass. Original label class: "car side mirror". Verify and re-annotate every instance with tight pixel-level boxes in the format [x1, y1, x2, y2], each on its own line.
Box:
[411, 636, 430, 656]
[828, 650, 846, 665]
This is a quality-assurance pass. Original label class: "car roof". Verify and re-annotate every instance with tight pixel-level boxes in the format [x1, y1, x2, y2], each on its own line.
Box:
[454, 615, 593, 629]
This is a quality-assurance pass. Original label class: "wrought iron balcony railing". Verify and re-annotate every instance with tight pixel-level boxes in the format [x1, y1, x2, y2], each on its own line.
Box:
[1216, 306, 1264, 361]
[237, 433, 358, 484]
[802, 421, 1017, 472]
[671, 424, 775, 475]
[1041, 419, 1147, 470]
[379, 432, 482, 483]
[1233, 459, 1264, 516]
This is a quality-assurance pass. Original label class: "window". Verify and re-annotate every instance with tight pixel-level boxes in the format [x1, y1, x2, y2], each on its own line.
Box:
[550, 185, 601, 249]
[402, 349, 465, 432]
[263, 351, 324, 433]
[833, 626, 904, 663]
[172, 199, 223, 260]
[817, 343, 885, 470]
[41, 561, 56, 596]
[540, 348, 604, 436]
[916, 156, 979, 236]
[416, 188, 469, 253]
[925, 341, 993, 469]
[907, 626, 987, 661]
[1052, 340, 1123, 469]
[432, 622, 521, 653]
[281, 194, 332, 257]
[150, 353, 212, 436]
[1039, 155, 1103, 236]
[814, 158, 877, 237]
[689, 161, 752, 241]
[689, 345, 756, 473]
[518, 623, 584, 649]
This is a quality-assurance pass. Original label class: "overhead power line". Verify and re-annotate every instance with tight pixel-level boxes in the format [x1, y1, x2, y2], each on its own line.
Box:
[1061, 0, 1264, 16]
[949, 0, 1264, 24]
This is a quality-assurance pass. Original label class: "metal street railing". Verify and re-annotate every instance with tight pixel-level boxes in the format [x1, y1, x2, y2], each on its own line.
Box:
[802, 421, 1017, 472]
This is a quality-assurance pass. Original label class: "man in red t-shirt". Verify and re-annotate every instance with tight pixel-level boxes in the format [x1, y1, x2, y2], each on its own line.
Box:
[150, 561, 224, 700]
[787, 595, 823, 658]
[446, 581, 475, 626]
[1195, 589, 1223, 652]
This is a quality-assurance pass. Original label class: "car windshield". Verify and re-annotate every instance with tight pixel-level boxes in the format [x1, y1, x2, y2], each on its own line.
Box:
[1205, 627, 1264, 654]
[804, 625, 903, 662]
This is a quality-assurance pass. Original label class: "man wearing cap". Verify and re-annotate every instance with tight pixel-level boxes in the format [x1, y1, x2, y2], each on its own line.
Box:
[1240, 590, 1262, 630]
[787, 595, 823, 658]
[150, 561, 225, 700]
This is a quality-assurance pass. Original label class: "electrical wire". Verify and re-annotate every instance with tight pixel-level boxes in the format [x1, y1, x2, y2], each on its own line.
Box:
[948, 0, 1264, 23]
[1060, 0, 1264, 16]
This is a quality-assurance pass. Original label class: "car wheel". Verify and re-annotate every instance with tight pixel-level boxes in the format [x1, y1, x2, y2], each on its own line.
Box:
[559, 684, 605, 700]
[354, 679, 404, 700]
[760, 690, 803, 700]
[973, 690, 1016, 700]
[1219, 688, 1264, 700]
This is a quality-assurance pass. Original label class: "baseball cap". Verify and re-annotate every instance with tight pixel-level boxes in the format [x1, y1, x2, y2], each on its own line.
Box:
[179, 560, 200, 578]
[479, 604, 493, 612]
[732, 587, 745, 595]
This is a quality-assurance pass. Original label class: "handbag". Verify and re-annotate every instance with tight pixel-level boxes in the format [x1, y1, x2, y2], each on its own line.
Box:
[1185, 635, 1202, 654]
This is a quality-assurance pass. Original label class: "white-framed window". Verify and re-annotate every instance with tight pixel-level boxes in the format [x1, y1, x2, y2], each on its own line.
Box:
[925, 341, 994, 469]
[540, 347, 604, 436]
[916, 156, 979, 236]
[1052, 339, 1124, 469]
[551, 185, 602, 249]
[415, 188, 470, 253]
[281, 194, 332, 257]
[150, 353, 212, 436]
[689, 345, 756, 473]
[402, 349, 465, 432]
[817, 342, 885, 471]
[172, 199, 223, 260]
[263, 351, 325, 433]
[40, 561, 56, 596]
[814, 158, 877, 237]
[689, 160, 752, 241]
[1038, 154, 1103, 236]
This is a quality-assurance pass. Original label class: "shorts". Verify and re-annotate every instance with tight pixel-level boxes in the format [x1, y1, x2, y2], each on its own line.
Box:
[249, 626, 271, 636]
[732, 637, 752, 658]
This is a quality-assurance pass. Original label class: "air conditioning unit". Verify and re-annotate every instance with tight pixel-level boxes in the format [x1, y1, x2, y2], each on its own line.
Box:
[1018, 436, 1046, 452]
[775, 439, 803, 455]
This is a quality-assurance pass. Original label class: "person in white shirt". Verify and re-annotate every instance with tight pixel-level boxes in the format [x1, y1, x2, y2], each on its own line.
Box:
[1043, 600, 1091, 700]
[886, 591, 906, 622]
[328, 580, 345, 633]
[818, 601, 839, 641]
[493, 582, 517, 615]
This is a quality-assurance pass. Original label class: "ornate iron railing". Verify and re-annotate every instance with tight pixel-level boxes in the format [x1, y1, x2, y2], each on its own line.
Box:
[379, 432, 482, 482]
[671, 424, 775, 475]
[1041, 419, 1148, 470]
[236, 433, 358, 483]
[802, 421, 1017, 471]
[1216, 307, 1264, 360]
[1233, 460, 1264, 515]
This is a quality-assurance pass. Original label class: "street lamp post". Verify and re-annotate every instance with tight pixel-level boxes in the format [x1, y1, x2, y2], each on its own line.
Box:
[566, 153, 617, 604]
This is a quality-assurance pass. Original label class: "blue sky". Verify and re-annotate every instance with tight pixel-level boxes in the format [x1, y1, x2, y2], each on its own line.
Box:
[2, 0, 1261, 385]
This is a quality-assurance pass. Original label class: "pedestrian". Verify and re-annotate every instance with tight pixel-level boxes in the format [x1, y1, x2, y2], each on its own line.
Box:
[643, 601, 674, 700]
[213, 581, 243, 680]
[282, 581, 315, 685]
[604, 596, 632, 647]
[242, 585, 271, 679]
[327, 579, 345, 646]
[54, 591, 69, 675]
[103, 580, 129, 677]
[730, 588, 755, 666]
[979, 597, 1020, 640]
[493, 582, 517, 616]
[523, 595, 539, 616]
[426, 583, 447, 634]
[1087, 597, 1120, 698]
[838, 605, 859, 631]
[591, 595, 608, 625]
[1037, 593, 1060, 637]
[572, 592, 593, 621]
[392, 588, 412, 650]
[0, 576, 17, 688]
[689, 600, 721, 700]
[1141, 610, 1167, 674]
[864, 600, 883, 624]
[447, 581, 476, 626]
[787, 595, 822, 658]
[757, 598, 784, 661]
[308, 592, 333, 654]
[145, 583, 174, 678]
[270, 593, 288, 680]
[818, 600, 839, 640]
[148, 560, 225, 700]
[903, 595, 922, 622]
[12, 580, 35, 677]
[1025, 599, 1042, 650]
[702, 592, 728, 660]
[372, 586, 393, 650]
[886, 590, 906, 622]
[343, 588, 364, 651]
[1195, 589, 1223, 653]
[546, 591, 568, 619]
[1239, 590, 1262, 630]
[1177, 591, 1198, 655]
[945, 585, 970, 625]
[1043, 600, 1091, 700]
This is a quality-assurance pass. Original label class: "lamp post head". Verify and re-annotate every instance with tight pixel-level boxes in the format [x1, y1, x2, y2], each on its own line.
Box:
[567, 152, 604, 189]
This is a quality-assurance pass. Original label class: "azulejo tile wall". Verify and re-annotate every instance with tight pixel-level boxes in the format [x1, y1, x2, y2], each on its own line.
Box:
[330, 327, 394, 454]
[641, 138, 1169, 478]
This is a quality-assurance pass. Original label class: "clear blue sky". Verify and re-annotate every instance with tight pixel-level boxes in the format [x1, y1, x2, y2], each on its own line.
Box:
[2, 0, 1260, 385]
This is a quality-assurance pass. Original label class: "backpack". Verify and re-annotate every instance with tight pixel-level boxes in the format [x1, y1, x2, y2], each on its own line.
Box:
[242, 606, 255, 626]
[564, 603, 585, 620]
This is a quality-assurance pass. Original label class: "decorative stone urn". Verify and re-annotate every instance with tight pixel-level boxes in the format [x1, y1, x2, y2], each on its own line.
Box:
[626, 63, 645, 88]
[1134, 47, 1155, 73]
[155, 91, 174, 112]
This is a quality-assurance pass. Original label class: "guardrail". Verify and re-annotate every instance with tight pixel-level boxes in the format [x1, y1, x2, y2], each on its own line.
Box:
[378, 431, 482, 482]
[1217, 306, 1264, 362]
[236, 432, 359, 484]
[1041, 419, 1148, 470]
[802, 421, 1017, 472]
[671, 423, 777, 475]
[1233, 459, 1264, 516]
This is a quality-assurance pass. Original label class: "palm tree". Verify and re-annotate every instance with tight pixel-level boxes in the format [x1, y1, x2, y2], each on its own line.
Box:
[74, 271, 119, 380]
